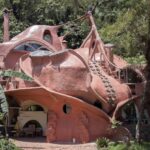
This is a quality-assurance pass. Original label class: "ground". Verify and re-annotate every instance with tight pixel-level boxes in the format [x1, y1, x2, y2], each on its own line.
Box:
[11, 138, 97, 150]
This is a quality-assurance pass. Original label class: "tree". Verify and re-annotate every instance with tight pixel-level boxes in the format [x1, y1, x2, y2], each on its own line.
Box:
[136, 0, 150, 143]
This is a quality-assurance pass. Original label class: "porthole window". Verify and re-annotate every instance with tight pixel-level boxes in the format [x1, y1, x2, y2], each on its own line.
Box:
[63, 104, 71, 114]
[43, 30, 52, 43]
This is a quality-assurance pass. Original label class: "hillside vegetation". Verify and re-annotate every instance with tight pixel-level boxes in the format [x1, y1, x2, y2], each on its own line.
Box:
[0, 0, 148, 63]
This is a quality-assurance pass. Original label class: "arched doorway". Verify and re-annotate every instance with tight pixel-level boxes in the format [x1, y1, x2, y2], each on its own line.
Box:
[17, 100, 48, 136]
[22, 120, 43, 137]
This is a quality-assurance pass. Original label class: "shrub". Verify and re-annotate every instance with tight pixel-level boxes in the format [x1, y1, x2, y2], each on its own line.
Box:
[0, 138, 20, 150]
[96, 137, 110, 149]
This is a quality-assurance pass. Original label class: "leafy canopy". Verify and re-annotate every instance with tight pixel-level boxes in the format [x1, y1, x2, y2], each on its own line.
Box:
[0, 0, 148, 63]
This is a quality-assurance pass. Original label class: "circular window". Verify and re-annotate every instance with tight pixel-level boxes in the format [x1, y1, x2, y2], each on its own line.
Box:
[63, 104, 71, 114]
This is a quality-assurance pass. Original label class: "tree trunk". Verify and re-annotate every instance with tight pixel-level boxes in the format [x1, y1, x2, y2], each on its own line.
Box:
[135, 103, 140, 142]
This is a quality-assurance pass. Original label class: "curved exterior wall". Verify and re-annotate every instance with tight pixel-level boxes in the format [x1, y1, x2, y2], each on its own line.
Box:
[1, 12, 145, 143]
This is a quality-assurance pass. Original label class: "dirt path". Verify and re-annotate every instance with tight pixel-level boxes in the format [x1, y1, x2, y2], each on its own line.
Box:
[11, 138, 97, 150]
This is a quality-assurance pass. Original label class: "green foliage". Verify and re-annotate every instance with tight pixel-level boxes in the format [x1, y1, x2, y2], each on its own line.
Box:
[108, 143, 128, 150]
[125, 55, 146, 64]
[0, 70, 32, 122]
[0, 84, 8, 116]
[0, 70, 33, 81]
[0, 139, 20, 150]
[111, 119, 122, 129]
[96, 140, 150, 150]
[96, 137, 110, 149]
[0, 0, 148, 62]
[108, 142, 150, 150]
[61, 20, 90, 48]
[100, 0, 148, 58]
[0, 112, 3, 121]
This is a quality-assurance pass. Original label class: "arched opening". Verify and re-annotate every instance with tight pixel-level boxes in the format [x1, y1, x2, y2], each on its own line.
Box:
[22, 120, 43, 137]
[14, 41, 50, 52]
[43, 30, 52, 43]
[25, 105, 44, 111]
[5, 41, 52, 68]
[13, 101, 48, 137]
[20, 101, 47, 112]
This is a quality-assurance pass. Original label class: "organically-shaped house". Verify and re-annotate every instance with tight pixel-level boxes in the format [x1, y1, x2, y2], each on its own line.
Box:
[0, 10, 145, 143]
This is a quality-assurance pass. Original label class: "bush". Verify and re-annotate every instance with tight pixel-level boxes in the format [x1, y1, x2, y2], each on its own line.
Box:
[96, 139, 150, 150]
[108, 143, 128, 150]
[96, 137, 110, 149]
[0, 138, 20, 150]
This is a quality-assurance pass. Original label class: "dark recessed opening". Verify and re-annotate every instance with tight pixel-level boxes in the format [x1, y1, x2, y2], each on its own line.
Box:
[24, 120, 41, 128]
[63, 104, 71, 114]
[26, 105, 44, 111]
[94, 100, 102, 109]
[92, 41, 95, 49]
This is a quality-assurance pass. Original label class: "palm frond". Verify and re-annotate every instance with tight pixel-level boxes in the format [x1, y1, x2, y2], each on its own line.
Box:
[0, 84, 8, 119]
[0, 70, 33, 121]
[0, 70, 33, 81]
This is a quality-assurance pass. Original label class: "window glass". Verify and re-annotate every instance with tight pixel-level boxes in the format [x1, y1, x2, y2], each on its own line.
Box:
[43, 30, 52, 43]
[14, 41, 50, 52]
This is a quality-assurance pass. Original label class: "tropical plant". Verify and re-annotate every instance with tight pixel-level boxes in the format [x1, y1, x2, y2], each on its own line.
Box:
[111, 119, 122, 129]
[0, 84, 8, 138]
[0, 70, 33, 81]
[0, 138, 20, 150]
[96, 137, 110, 149]
[96, 140, 150, 150]
[0, 70, 33, 137]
